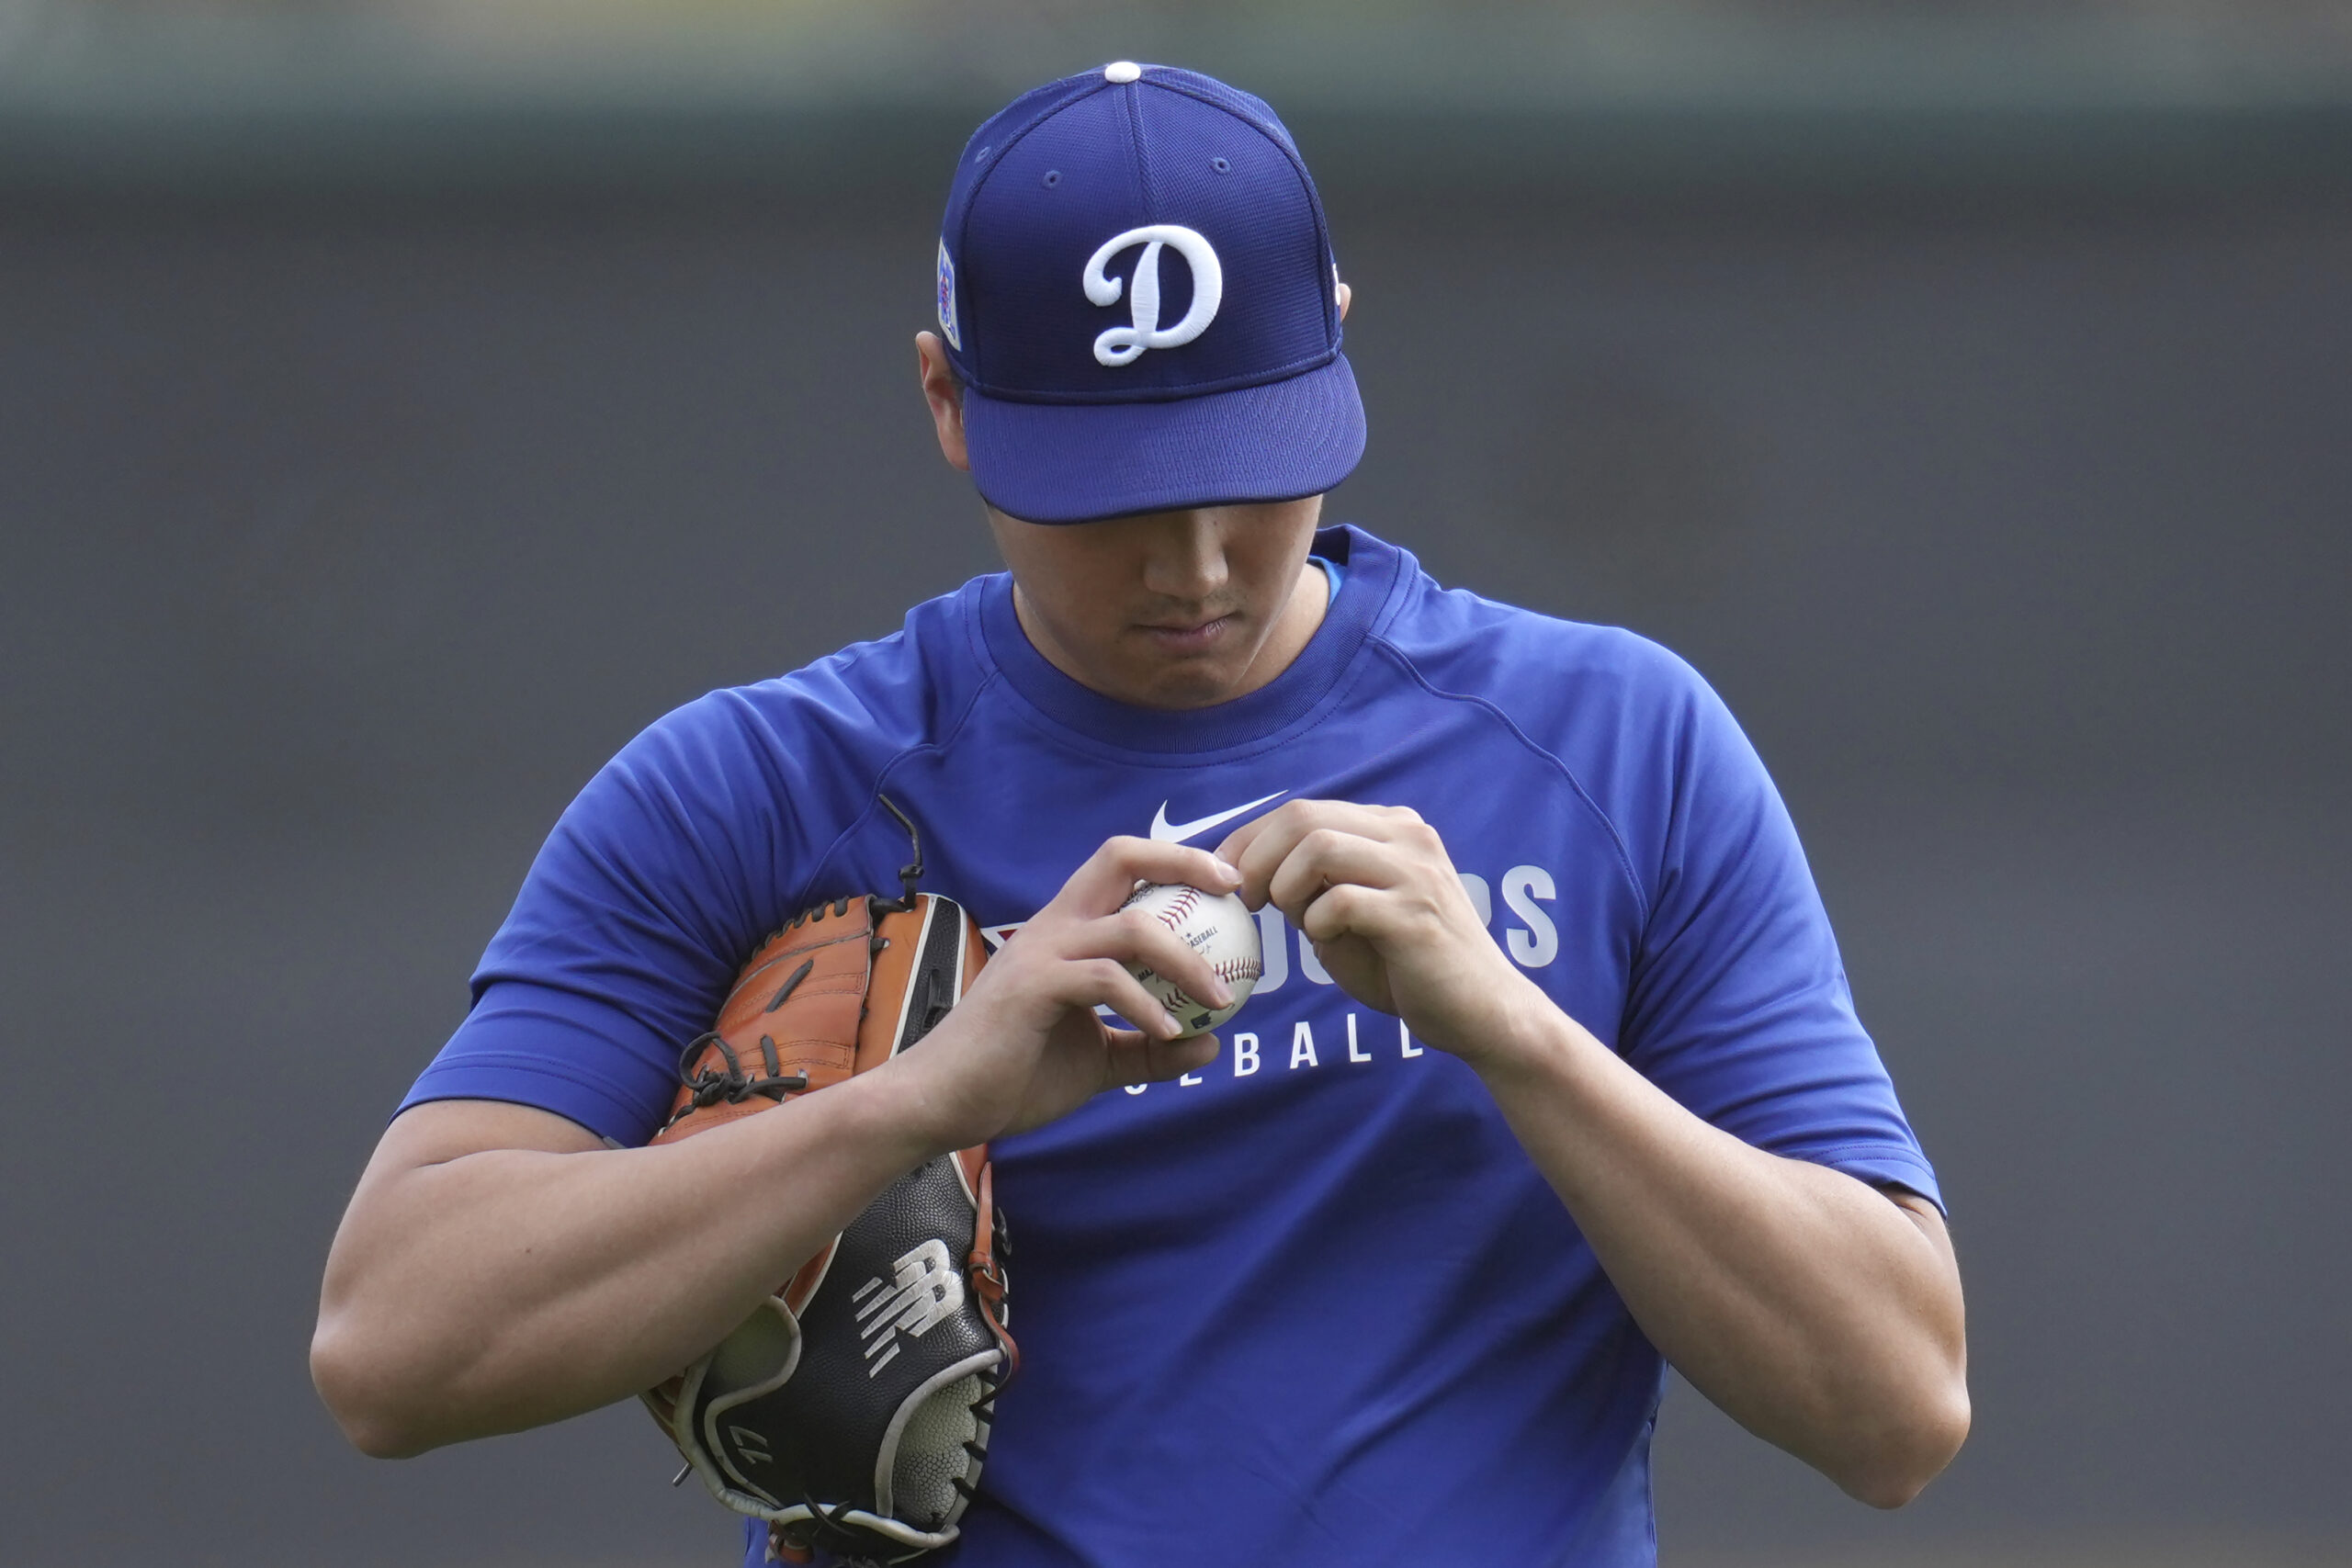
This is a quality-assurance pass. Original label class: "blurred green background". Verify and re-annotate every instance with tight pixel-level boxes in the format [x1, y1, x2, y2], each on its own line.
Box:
[4, 0, 2352, 192]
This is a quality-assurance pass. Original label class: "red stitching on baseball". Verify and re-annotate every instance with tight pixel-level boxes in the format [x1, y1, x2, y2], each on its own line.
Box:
[1146, 886, 1202, 931]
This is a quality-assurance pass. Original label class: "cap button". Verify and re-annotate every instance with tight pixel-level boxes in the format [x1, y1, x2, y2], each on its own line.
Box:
[1103, 61, 1142, 85]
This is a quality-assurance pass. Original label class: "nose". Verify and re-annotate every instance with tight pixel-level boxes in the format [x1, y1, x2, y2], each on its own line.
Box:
[1137, 511, 1229, 604]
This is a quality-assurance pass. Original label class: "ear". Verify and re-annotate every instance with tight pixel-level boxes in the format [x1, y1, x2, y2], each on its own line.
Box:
[916, 331, 970, 473]
[1335, 280, 1351, 323]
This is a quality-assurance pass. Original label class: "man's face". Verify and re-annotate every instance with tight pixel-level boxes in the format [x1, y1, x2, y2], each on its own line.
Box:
[987, 498, 1327, 711]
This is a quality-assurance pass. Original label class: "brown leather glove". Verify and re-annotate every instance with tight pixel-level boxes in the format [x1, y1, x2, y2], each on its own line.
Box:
[643, 889, 1015, 1566]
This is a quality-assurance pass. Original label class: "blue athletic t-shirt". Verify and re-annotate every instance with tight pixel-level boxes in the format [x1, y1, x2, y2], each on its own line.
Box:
[404, 525, 1938, 1568]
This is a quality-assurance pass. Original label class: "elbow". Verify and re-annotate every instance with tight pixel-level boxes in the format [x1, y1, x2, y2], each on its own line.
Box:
[338, 1419, 430, 1462]
[310, 1316, 437, 1460]
[1839, 1378, 1972, 1510]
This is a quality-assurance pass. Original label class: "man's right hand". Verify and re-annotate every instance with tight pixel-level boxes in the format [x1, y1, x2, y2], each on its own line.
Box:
[887, 835, 1238, 1154]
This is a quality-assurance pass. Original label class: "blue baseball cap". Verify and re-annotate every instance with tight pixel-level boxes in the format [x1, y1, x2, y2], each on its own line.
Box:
[934, 62, 1365, 525]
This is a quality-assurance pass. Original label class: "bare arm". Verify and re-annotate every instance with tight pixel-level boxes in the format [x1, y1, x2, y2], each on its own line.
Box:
[1462, 1001, 1966, 1506]
[311, 1088, 935, 1457]
[312, 836, 1240, 1458]
[1220, 801, 1969, 1507]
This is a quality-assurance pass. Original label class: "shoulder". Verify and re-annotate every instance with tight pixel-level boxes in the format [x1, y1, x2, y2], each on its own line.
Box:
[1370, 568, 1722, 760]
[607, 583, 991, 794]
[548, 582, 995, 884]
[1360, 553, 1770, 912]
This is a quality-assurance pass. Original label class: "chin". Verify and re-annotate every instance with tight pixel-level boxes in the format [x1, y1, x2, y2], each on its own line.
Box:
[1128, 659, 1249, 711]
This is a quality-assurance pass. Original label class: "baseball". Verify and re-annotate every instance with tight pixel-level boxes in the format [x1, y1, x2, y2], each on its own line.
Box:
[1120, 882, 1263, 1037]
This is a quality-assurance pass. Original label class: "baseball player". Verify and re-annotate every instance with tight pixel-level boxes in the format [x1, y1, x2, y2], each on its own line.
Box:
[313, 63, 1967, 1566]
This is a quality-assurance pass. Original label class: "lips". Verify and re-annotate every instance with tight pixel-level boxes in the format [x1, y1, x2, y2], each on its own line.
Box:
[1139, 614, 1234, 651]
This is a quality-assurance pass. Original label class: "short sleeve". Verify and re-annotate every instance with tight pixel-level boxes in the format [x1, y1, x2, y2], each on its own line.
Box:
[399, 692, 829, 1147]
[1619, 664, 1941, 1211]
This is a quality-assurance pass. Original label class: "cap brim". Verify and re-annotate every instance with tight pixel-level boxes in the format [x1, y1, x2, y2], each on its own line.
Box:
[961, 354, 1365, 525]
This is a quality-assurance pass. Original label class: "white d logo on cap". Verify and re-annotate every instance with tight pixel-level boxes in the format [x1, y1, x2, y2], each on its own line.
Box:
[1083, 225, 1223, 367]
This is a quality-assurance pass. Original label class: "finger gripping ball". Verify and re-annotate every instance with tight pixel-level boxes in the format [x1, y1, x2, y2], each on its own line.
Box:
[1120, 883, 1264, 1037]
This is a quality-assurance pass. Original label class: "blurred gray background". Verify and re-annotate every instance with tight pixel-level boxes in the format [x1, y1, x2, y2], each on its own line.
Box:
[2, 3, 2347, 1564]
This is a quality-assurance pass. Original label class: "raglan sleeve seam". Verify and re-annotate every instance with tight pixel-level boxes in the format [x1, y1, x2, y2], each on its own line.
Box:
[787, 671, 1001, 899]
[1365, 634, 1653, 926]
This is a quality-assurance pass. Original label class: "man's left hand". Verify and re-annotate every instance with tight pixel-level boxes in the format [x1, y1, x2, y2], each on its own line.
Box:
[1216, 799, 1539, 1060]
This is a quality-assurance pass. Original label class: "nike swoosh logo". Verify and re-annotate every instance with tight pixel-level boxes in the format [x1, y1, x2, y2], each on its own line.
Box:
[1148, 790, 1288, 844]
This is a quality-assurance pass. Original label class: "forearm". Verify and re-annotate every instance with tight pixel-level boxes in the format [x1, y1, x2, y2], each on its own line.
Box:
[1464, 984, 1969, 1506]
[315, 838, 1238, 1461]
[311, 1075, 939, 1457]
[1217, 798, 1966, 1499]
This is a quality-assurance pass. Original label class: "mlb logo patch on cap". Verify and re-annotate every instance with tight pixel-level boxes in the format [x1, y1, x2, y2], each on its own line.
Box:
[936, 240, 962, 353]
[936, 62, 1365, 525]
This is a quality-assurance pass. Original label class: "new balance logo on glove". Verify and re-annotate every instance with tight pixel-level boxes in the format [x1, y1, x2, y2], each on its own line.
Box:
[854, 1239, 966, 1379]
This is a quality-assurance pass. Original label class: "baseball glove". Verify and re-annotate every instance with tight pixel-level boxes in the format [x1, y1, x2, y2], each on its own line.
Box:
[642, 880, 1015, 1566]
